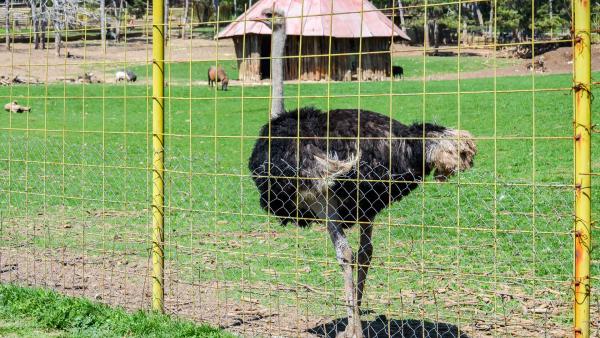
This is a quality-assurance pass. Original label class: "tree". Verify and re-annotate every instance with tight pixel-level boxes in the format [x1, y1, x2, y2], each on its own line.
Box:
[473, 3, 485, 33]
[397, 0, 406, 33]
[4, 0, 9, 50]
[488, 3, 493, 37]
[28, 0, 38, 48]
[110, 0, 125, 42]
[164, 0, 169, 39]
[26, 0, 49, 49]
[45, 0, 97, 56]
[100, 0, 106, 49]
[126, 0, 147, 19]
[181, 0, 189, 38]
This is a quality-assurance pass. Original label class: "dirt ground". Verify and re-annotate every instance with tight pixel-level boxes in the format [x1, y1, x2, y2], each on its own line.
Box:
[402, 44, 600, 81]
[1, 244, 587, 338]
[0, 247, 329, 337]
[0, 39, 598, 84]
[0, 38, 237, 83]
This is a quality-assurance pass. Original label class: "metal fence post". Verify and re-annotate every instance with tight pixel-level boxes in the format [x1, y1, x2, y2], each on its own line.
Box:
[152, 0, 165, 313]
[573, 0, 592, 335]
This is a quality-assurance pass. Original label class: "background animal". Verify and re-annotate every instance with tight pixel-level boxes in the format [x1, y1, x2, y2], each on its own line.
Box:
[4, 101, 31, 113]
[248, 9, 477, 338]
[526, 57, 546, 73]
[392, 65, 404, 79]
[115, 70, 137, 82]
[207, 66, 229, 91]
[77, 72, 100, 84]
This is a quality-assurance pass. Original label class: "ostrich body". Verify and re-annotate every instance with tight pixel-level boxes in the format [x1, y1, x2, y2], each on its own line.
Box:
[248, 9, 477, 338]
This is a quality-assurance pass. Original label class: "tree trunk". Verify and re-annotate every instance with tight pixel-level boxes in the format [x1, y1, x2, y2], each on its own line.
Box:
[115, 0, 124, 41]
[424, 19, 429, 48]
[488, 4, 493, 37]
[398, 0, 406, 33]
[41, 14, 46, 50]
[100, 0, 106, 48]
[30, 0, 39, 49]
[164, 0, 169, 40]
[54, 30, 61, 56]
[433, 20, 439, 50]
[181, 0, 189, 38]
[462, 20, 468, 45]
[5, 0, 10, 49]
[474, 3, 484, 32]
[549, 0, 553, 38]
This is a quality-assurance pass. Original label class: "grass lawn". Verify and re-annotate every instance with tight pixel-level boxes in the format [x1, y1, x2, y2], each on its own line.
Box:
[391, 55, 518, 77]
[0, 318, 64, 338]
[0, 284, 232, 337]
[123, 54, 518, 84]
[0, 59, 598, 332]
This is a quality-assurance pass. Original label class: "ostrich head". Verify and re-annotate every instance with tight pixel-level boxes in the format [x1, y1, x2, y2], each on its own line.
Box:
[425, 128, 477, 181]
[258, 8, 286, 30]
[256, 7, 287, 119]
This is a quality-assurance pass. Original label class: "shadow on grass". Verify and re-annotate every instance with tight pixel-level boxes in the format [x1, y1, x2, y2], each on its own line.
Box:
[308, 314, 469, 338]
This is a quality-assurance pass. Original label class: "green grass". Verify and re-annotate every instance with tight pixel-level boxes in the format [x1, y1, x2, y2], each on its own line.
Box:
[0, 318, 63, 338]
[0, 63, 598, 331]
[0, 284, 232, 338]
[123, 54, 517, 84]
[127, 59, 240, 84]
[392, 55, 519, 77]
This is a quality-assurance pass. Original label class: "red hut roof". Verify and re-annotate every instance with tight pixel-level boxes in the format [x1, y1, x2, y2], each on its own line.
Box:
[217, 0, 410, 40]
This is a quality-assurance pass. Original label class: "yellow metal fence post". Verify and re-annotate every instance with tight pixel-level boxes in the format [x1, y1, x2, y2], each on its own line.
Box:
[573, 0, 592, 334]
[152, 0, 165, 313]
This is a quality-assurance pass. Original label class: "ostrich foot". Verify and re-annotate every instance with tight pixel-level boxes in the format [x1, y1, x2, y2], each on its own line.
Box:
[338, 320, 363, 338]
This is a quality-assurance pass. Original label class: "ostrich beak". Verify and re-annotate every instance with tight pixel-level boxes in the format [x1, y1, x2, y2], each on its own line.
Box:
[251, 15, 269, 25]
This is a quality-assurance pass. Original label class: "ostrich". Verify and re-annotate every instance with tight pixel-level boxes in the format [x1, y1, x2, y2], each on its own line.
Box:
[248, 8, 477, 338]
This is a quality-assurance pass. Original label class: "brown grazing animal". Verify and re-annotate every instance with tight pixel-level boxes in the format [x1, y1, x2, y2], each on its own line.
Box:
[4, 101, 31, 113]
[207, 65, 229, 91]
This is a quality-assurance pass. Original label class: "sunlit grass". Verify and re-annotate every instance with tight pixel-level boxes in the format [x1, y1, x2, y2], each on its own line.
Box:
[0, 68, 597, 329]
[0, 284, 232, 337]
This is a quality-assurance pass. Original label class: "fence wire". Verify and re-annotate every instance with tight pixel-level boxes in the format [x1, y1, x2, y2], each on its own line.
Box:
[0, 0, 597, 337]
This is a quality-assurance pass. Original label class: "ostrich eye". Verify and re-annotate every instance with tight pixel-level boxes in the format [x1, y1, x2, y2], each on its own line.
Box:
[265, 12, 273, 18]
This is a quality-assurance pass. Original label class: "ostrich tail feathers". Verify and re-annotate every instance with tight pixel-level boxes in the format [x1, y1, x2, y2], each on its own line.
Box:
[312, 151, 360, 178]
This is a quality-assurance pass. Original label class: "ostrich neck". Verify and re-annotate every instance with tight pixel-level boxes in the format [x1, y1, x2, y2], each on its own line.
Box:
[270, 23, 286, 119]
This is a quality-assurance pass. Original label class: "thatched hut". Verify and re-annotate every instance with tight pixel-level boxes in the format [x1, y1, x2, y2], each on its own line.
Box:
[217, 0, 410, 82]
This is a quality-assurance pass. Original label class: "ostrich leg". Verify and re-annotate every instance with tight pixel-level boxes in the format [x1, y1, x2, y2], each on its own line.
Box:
[356, 222, 373, 308]
[327, 205, 363, 338]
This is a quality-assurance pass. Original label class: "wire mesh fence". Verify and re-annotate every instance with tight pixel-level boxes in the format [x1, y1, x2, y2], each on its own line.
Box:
[0, 0, 597, 336]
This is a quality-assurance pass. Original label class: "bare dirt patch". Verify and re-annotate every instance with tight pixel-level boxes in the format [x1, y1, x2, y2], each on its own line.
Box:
[2, 41, 596, 85]
[0, 209, 588, 337]
[394, 44, 600, 81]
[0, 244, 580, 337]
[0, 38, 235, 83]
[0, 247, 328, 337]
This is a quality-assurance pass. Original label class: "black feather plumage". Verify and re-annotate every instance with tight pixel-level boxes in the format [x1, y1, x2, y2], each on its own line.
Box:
[248, 107, 449, 228]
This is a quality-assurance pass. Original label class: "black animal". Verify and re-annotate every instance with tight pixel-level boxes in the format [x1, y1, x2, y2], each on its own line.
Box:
[125, 70, 137, 82]
[248, 9, 477, 338]
[392, 65, 404, 79]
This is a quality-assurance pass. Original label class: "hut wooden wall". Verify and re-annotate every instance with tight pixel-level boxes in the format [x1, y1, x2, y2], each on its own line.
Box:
[233, 36, 262, 82]
[234, 35, 391, 82]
